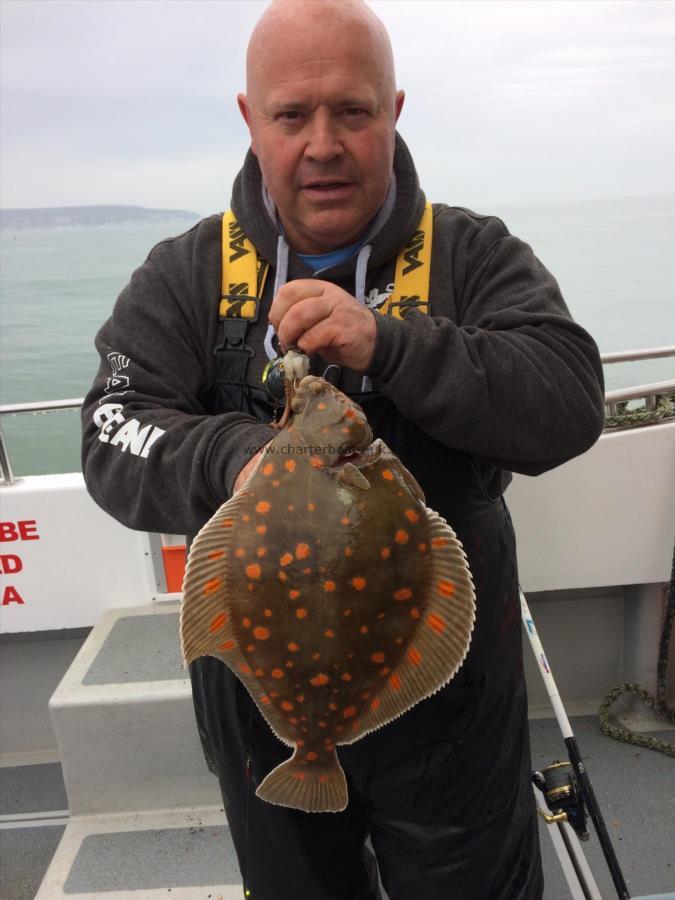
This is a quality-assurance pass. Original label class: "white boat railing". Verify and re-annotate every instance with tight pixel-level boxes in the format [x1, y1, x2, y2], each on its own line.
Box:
[1, 347, 673, 486]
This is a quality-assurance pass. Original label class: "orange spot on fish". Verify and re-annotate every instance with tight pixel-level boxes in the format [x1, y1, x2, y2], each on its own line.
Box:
[264, 609, 272, 617]
[222, 518, 235, 528]
[380, 667, 391, 676]
[381, 469, 394, 481]
[246, 643, 255, 652]
[281, 701, 294, 711]
[285, 460, 296, 473]
[431, 537, 449, 548]
[380, 547, 391, 559]
[309, 456, 324, 469]
[418, 543, 427, 553]
[242, 618, 251, 627]
[307, 502, 316, 511]
[371, 652, 385, 664]
[207, 550, 225, 560]
[328, 702, 338, 710]
[405, 509, 420, 522]
[427, 612, 447, 633]
[341, 673, 352, 682]
[203, 578, 221, 595]
[285, 661, 294, 668]
[351, 577, 366, 590]
[256, 547, 267, 558]
[290, 717, 299, 725]
[317, 402, 327, 410]
[296, 608, 308, 619]
[235, 548, 245, 558]
[239, 663, 252, 675]
[253, 626, 269, 641]
[280, 552, 294, 566]
[247, 584, 254, 592]
[410, 607, 421, 619]
[318, 721, 327, 728]
[278, 571, 287, 582]
[344, 408, 356, 419]
[437, 580, 456, 598]
[324, 630, 335, 638]
[296, 543, 311, 560]
[287, 504, 295, 512]
[272, 479, 280, 487]
[242, 514, 251, 523]
[344, 547, 353, 557]
[343, 609, 352, 617]
[218, 639, 235, 651]
[256, 525, 267, 536]
[370, 697, 380, 711]
[306, 751, 318, 761]
[343, 706, 357, 719]
[296, 694, 305, 703]
[261, 694, 271, 704]
[254, 668, 264, 677]
[394, 588, 412, 602]
[389, 674, 402, 691]
[395, 529, 409, 544]
[324, 580, 336, 592]
[303, 567, 312, 575]
[262, 462, 274, 476]
[271, 668, 284, 679]
[408, 647, 423, 666]
[288, 642, 299, 652]
[312, 652, 320, 660]
[289, 589, 300, 600]
[360, 626, 368, 634]
[246, 564, 262, 579]
[341, 517, 350, 526]
[209, 613, 228, 632]
[256, 501, 271, 514]
[293, 773, 306, 782]
[310, 673, 329, 686]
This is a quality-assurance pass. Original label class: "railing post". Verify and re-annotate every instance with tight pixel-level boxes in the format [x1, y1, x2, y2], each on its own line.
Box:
[0, 425, 20, 486]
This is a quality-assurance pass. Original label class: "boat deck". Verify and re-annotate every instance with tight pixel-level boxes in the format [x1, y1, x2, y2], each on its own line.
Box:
[2, 715, 673, 900]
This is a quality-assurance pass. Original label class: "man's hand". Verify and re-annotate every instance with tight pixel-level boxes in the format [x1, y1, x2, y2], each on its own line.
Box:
[233, 448, 265, 493]
[269, 280, 377, 373]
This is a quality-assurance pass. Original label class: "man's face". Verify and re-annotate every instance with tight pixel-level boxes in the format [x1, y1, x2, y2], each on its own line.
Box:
[239, 27, 404, 254]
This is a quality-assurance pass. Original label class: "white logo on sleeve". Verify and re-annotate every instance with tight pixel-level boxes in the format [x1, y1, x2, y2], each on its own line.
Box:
[93, 403, 165, 459]
[105, 351, 132, 395]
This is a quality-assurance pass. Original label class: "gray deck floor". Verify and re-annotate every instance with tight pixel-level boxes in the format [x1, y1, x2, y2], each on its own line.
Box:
[1, 717, 673, 900]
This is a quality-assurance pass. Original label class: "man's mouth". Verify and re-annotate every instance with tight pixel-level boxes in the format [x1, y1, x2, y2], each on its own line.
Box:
[302, 182, 355, 197]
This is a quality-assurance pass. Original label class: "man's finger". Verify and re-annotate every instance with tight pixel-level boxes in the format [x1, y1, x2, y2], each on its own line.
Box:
[276, 296, 333, 350]
[269, 280, 327, 329]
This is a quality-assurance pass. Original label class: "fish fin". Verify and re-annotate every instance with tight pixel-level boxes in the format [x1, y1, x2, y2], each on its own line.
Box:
[338, 463, 371, 490]
[180, 490, 296, 747]
[350, 509, 475, 741]
[256, 747, 348, 813]
[179, 490, 249, 665]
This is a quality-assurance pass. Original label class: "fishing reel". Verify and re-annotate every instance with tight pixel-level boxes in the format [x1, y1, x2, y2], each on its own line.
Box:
[533, 761, 589, 839]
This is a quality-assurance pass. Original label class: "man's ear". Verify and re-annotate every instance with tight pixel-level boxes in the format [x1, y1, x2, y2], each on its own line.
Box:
[394, 90, 405, 123]
[237, 94, 257, 155]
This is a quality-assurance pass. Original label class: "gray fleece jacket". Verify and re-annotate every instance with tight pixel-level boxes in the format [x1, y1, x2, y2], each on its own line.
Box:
[81, 133, 605, 537]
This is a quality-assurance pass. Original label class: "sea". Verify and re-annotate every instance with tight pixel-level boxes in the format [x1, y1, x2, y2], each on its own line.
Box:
[1, 194, 674, 477]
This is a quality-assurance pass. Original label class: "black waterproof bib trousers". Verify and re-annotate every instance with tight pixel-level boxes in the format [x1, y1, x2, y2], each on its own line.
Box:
[190, 378, 544, 900]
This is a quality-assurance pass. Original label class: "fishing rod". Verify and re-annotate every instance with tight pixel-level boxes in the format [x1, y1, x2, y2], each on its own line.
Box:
[520, 589, 632, 900]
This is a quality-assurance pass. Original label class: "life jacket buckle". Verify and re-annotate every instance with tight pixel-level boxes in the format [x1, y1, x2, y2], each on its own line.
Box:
[213, 318, 254, 357]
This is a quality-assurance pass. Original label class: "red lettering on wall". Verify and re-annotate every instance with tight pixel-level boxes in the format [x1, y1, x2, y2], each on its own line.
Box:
[0, 520, 40, 542]
[2, 585, 25, 606]
[0, 555, 23, 574]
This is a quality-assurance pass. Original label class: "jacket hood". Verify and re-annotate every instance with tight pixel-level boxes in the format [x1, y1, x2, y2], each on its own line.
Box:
[230, 131, 426, 279]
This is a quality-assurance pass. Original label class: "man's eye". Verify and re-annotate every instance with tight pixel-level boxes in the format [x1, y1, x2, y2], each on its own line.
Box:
[344, 108, 367, 117]
[278, 111, 302, 121]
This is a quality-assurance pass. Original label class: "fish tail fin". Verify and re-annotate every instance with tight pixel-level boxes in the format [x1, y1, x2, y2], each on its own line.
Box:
[255, 748, 348, 813]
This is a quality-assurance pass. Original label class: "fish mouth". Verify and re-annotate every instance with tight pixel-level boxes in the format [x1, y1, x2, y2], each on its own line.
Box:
[331, 441, 380, 469]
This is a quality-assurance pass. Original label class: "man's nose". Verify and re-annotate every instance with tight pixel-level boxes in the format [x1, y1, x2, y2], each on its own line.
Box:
[304, 110, 343, 163]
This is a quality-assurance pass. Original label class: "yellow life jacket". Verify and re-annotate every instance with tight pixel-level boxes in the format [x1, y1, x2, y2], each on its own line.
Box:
[219, 201, 433, 323]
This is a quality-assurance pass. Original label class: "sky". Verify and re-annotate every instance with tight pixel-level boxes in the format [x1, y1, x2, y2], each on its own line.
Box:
[1, 0, 674, 214]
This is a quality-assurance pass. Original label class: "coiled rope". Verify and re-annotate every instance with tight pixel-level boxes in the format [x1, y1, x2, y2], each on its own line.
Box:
[598, 540, 675, 756]
[604, 393, 674, 430]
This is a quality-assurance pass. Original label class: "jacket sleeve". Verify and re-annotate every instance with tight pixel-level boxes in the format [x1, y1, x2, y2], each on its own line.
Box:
[81, 251, 275, 536]
[366, 214, 605, 476]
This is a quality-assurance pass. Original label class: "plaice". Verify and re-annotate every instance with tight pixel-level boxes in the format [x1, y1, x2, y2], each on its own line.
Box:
[180, 361, 476, 814]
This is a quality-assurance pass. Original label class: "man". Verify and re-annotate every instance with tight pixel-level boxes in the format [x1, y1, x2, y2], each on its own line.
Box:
[82, 1, 605, 897]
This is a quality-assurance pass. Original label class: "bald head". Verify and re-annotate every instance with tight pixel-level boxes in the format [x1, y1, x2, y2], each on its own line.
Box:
[246, 0, 397, 106]
[237, 0, 404, 253]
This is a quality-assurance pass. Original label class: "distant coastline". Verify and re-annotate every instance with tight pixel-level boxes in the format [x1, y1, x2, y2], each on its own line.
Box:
[0, 205, 201, 230]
